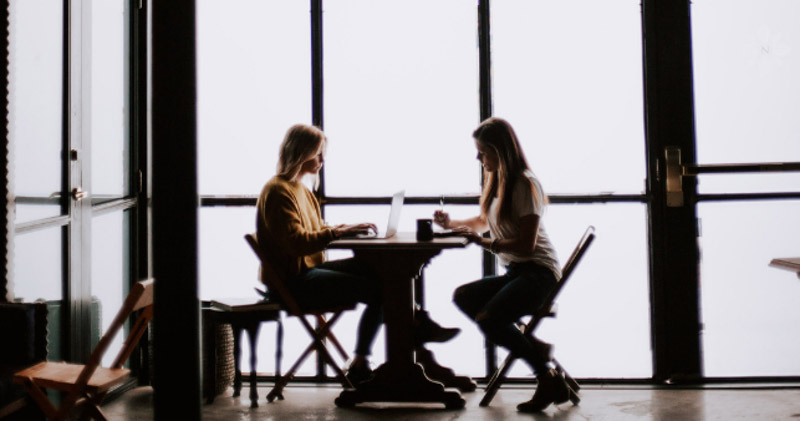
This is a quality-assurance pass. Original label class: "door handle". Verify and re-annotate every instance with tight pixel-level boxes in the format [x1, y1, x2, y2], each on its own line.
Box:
[665, 146, 800, 207]
[72, 187, 88, 201]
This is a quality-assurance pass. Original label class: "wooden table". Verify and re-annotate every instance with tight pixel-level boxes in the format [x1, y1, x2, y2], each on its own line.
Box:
[769, 257, 800, 279]
[328, 232, 470, 409]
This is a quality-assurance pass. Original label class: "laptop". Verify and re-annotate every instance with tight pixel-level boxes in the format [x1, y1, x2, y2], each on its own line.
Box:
[356, 190, 405, 239]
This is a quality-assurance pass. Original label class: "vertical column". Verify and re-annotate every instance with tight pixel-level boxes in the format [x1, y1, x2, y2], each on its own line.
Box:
[1, 0, 9, 302]
[151, 0, 201, 419]
[642, 0, 702, 382]
[477, 0, 498, 378]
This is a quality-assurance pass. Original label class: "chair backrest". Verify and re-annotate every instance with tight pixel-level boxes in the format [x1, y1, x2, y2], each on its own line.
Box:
[73, 279, 154, 389]
[533, 226, 595, 321]
[244, 233, 304, 316]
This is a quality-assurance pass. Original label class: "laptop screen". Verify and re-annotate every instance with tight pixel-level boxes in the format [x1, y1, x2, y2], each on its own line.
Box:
[383, 190, 405, 238]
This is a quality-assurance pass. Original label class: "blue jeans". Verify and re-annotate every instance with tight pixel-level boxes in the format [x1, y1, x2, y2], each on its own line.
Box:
[453, 261, 557, 375]
[287, 258, 383, 357]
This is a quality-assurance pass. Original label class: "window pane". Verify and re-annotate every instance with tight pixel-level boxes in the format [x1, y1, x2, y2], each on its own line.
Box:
[13, 227, 65, 360]
[199, 207, 285, 374]
[197, 0, 311, 196]
[692, 0, 800, 194]
[506, 203, 652, 378]
[492, 0, 645, 195]
[699, 200, 800, 377]
[91, 210, 131, 367]
[324, 0, 480, 197]
[9, 0, 64, 223]
[90, 0, 130, 199]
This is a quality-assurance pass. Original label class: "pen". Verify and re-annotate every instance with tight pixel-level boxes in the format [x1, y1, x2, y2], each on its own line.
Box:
[440, 195, 445, 212]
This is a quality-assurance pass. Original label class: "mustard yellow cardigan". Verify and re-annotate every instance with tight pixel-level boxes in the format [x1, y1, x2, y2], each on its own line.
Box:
[255, 176, 336, 282]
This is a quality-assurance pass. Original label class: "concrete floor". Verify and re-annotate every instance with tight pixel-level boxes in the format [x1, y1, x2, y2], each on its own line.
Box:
[102, 383, 800, 420]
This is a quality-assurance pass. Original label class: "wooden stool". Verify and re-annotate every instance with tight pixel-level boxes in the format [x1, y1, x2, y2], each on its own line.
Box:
[204, 299, 282, 408]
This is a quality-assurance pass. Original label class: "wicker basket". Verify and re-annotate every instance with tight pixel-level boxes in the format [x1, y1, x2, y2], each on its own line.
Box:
[202, 319, 235, 397]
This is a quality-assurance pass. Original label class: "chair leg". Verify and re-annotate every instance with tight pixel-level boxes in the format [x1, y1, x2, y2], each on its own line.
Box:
[268, 312, 353, 402]
[267, 313, 340, 401]
[479, 352, 517, 407]
[268, 341, 315, 402]
[316, 314, 349, 361]
[307, 313, 352, 389]
[275, 319, 283, 379]
[21, 380, 59, 420]
[553, 359, 581, 404]
[77, 396, 108, 421]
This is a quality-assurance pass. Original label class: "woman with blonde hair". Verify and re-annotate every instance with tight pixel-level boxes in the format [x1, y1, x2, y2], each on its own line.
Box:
[433, 117, 569, 412]
[257, 124, 457, 385]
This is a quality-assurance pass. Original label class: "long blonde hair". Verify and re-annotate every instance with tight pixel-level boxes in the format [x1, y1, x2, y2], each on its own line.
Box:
[474, 117, 545, 224]
[276, 124, 326, 188]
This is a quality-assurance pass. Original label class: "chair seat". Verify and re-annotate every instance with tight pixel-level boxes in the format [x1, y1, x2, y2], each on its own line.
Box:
[13, 362, 131, 394]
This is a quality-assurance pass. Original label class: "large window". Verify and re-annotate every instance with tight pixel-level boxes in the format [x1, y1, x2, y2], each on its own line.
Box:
[492, 0, 650, 378]
[492, 0, 646, 195]
[9, 0, 63, 224]
[691, 0, 800, 377]
[323, 0, 480, 197]
[196, 0, 313, 375]
[197, 0, 311, 197]
[191, 1, 798, 382]
[195, 1, 652, 380]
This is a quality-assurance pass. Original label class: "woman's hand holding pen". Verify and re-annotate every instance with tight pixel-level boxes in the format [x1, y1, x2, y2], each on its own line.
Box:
[433, 210, 450, 229]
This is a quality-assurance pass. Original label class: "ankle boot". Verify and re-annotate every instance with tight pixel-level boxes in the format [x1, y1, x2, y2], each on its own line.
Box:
[414, 310, 460, 345]
[516, 368, 570, 413]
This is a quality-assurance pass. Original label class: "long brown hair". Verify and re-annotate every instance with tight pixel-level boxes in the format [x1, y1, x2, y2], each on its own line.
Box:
[276, 124, 326, 188]
[474, 117, 544, 224]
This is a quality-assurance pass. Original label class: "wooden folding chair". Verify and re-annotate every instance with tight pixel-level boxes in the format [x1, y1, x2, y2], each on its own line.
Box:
[13, 279, 154, 421]
[244, 234, 354, 402]
[480, 226, 595, 407]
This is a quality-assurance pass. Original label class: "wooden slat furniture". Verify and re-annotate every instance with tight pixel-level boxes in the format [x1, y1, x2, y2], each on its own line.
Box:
[203, 298, 282, 408]
[479, 226, 595, 407]
[13, 279, 154, 421]
[0, 302, 48, 421]
[769, 257, 800, 279]
[244, 234, 355, 403]
[327, 233, 469, 409]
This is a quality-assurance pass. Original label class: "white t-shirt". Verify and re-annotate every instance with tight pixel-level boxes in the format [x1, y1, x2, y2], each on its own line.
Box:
[486, 171, 561, 280]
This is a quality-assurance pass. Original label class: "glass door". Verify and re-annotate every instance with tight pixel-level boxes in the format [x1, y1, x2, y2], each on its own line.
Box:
[8, 0, 138, 365]
[690, 0, 800, 378]
[9, 0, 71, 361]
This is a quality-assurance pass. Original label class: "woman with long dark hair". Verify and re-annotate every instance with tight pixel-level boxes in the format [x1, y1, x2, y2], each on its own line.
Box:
[433, 117, 569, 412]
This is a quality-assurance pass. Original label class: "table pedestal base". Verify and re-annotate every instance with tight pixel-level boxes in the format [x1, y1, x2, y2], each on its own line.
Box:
[416, 347, 477, 393]
[334, 363, 465, 409]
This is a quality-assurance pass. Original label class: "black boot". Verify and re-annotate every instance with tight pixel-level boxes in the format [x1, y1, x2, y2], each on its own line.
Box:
[345, 360, 374, 387]
[414, 310, 460, 345]
[516, 368, 570, 413]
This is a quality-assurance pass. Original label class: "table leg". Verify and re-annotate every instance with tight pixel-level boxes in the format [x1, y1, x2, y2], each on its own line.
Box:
[416, 346, 477, 392]
[335, 250, 465, 409]
[412, 271, 475, 393]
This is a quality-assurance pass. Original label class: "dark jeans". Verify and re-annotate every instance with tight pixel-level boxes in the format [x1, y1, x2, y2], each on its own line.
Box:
[453, 261, 557, 376]
[287, 258, 383, 357]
